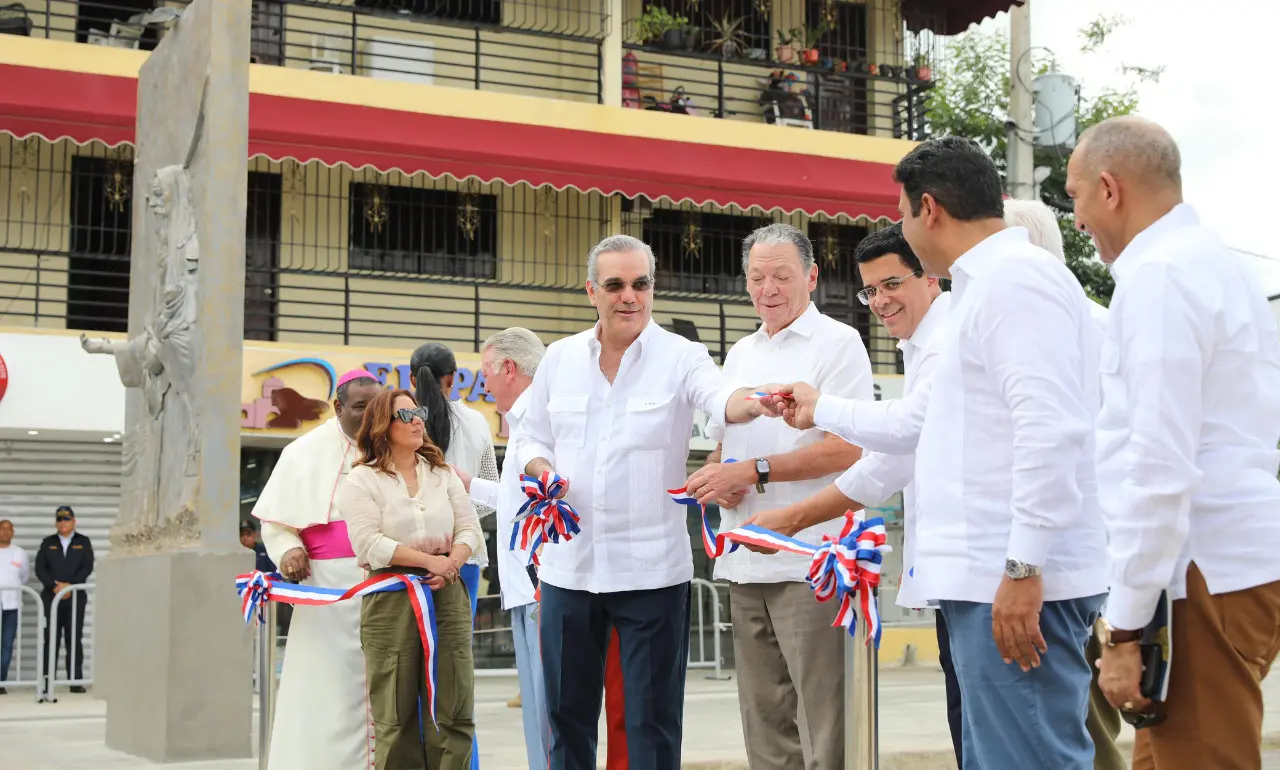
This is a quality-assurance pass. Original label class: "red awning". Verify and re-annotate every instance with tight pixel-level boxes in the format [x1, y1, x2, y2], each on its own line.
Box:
[903, 0, 1023, 36]
[0, 63, 901, 221]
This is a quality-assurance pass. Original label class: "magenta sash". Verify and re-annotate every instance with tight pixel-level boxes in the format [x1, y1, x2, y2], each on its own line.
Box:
[300, 521, 356, 561]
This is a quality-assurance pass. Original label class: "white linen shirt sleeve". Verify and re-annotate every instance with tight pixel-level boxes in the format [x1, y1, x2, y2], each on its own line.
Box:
[836, 450, 915, 506]
[975, 259, 1093, 568]
[515, 346, 559, 474]
[469, 477, 501, 513]
[1102, 264, 1206, 630]
[678, 343, 736, 423]
[814, 329, 876, 403]
[812, 344, 936, 455]
[18, 548, 30, 585]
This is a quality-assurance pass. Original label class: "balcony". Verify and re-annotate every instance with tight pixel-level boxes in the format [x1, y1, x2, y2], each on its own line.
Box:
[0, 133, 905, 372]
[1, 0, 937, 139]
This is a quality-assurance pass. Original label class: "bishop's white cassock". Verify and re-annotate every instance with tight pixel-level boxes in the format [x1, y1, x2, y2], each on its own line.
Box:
[254, 417, 373, 770]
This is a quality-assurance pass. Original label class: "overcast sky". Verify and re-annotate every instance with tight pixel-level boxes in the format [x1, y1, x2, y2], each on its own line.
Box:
[977, 1, 1279, 292]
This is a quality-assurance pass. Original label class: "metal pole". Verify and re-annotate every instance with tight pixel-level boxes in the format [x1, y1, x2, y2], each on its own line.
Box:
[843, 605, 879, 769]
[258, 603, 275, 770]
[1007, 0, 1034, 200]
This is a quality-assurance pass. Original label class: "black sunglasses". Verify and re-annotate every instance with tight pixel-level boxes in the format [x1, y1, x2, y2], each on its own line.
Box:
[394, 407, 428, 424]
[599, 276, 653, 294]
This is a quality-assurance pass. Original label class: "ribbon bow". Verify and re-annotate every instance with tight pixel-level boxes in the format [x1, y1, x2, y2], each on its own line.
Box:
[235, 569, 441, 723]
[511, 471, 581, 565]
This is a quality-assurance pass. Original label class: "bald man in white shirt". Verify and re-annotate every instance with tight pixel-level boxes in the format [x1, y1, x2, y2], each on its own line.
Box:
[1069, 115, 1280, 770]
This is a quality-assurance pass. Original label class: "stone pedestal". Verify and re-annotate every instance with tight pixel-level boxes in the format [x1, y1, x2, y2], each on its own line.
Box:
[100, 552, 253, 761]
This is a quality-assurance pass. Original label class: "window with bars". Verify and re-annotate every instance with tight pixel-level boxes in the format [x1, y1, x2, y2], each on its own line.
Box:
[355, 0, 502, 26]
[348, 183, 498, 279]
[806, 0, 870, 135]
[68, 156, 133, 333]
[644, 209, 769, 296]
[643, 0, 769, 56]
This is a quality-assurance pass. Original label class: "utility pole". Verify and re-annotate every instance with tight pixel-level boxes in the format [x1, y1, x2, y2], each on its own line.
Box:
[1007, 0, 1034, 200]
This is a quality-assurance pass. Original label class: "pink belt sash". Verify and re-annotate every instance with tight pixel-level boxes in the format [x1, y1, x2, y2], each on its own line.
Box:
[301, 521, 356, 561]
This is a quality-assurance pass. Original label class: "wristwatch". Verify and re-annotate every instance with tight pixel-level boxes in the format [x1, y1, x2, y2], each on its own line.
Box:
[753, 458, 771, 494]
[1097, 618, 1142, 647]
[1004, 559, 1042, 580]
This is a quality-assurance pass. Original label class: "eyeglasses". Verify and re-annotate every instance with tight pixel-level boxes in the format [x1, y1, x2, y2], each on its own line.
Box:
[598, 276, 654, 294]
[56, 516, 74, 523]
[394, 407, 428, 424]
[856, 271, 923, 305]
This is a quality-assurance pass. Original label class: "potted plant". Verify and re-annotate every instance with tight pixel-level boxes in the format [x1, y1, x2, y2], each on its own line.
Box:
[798, 22, 828, 66]
[913, 52, 932, 81]
[683, 22, 702, 51]
[775, 28, 797, 64]
[637, 7, 688, 50]
[708, 13, 746, 59]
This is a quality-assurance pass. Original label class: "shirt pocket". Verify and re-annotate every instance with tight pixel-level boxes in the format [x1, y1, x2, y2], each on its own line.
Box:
[625, 392, 677, 450]
[548, 392, 589, 449]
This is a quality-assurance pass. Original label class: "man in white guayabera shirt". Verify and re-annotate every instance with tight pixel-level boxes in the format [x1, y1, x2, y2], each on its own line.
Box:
[679, 222, 871, 770]
[1069, 115, 1280, 770]
[517, 234, 769, 770]
[451, 327, 552, 770]
[887, 137, 1107, 769]
[749, 224, 955, 763]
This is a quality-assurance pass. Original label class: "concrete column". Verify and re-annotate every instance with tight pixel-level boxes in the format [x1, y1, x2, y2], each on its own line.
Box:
[601, 0, 624, 107]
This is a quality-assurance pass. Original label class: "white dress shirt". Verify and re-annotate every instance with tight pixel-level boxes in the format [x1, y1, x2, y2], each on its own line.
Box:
[1097, 204, 1280, 630]
[517, 321, 735, 593]
[708, 302, 874, 584]
[445, 400, 498, 569]
[469, 389, 537, 609]
[0, 544, 31, 610]
[819, 292, 952, 609]
[911, 227, 1109, 605]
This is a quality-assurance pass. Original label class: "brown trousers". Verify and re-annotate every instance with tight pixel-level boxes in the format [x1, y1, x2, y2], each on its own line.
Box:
[1132, 564, 1280, 770]
[731, 581, 845, 770]
[362, 573, 475, 770]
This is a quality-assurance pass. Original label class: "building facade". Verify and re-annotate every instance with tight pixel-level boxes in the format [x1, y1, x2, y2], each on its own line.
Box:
[0, 0, 1017, 668]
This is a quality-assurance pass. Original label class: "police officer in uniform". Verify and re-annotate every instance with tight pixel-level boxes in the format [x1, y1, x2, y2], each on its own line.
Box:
[35, 506, 94, 694]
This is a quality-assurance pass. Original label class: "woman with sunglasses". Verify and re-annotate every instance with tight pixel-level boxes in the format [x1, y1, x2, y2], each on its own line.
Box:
[340, 389, 482, 770]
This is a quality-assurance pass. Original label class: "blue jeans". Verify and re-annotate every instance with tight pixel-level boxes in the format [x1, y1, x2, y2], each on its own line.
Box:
[461, 563, 482, 770]
[0, 609, 16, 682]
[511, 602, 549, 770]
[939, 594, 1105, 770]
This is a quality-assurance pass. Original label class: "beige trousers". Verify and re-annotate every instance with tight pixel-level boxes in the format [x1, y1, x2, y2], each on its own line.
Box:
[730, 581, 845, 770]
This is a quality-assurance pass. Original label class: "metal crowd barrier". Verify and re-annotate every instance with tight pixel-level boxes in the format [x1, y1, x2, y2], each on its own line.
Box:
[42, 583, 96, 702]
[0, 584, 46, 696]
[688, 577, 731, 680]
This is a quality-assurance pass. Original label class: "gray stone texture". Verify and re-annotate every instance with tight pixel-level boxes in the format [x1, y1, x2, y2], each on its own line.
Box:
[91, 0, 254, 761]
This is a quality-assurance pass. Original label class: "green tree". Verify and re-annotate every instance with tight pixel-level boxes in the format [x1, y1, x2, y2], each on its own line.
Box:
[924, 15, 1161, 305]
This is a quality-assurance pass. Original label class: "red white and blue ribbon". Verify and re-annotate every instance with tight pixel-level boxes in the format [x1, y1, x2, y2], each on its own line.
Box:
[724, 512, 890, 647]
[668, 458, 742, 558]
[744, 391, 793, 402]
[510, 471, 581, 566]
[235, 570, 440, 723]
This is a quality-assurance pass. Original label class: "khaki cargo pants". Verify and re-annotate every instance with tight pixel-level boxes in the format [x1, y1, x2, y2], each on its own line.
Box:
[362, 570, 475, 770]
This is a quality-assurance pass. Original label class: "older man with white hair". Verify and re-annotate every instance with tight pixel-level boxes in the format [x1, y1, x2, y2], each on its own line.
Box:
[681, 223, 872, 770]
[518, 234, 770, 770]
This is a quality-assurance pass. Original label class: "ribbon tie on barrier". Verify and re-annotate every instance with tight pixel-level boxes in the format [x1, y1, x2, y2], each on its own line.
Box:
[510, 471, 581, 565]
[235, 570, 440, 723]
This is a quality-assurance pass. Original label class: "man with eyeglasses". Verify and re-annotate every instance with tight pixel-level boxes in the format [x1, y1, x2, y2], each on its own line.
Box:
[517, 234, 770, 770]
[675, 223, 872, 770]
[744, 224, 957, 764]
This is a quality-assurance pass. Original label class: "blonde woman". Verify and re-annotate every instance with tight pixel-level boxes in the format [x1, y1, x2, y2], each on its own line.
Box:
[341, 389, 482, 770]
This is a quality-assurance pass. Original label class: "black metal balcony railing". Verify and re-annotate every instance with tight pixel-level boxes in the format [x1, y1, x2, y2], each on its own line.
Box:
[0, 135, 904, 370]
[4, 0, 937, 138]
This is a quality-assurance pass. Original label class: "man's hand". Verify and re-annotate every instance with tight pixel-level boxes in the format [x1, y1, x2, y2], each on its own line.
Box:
[763, 382, 820, 430]
[524, 458, 569, 498]
[991, 574, 1047, 672]
[684, 461, 758, 506]
[1097, 640, 1151, 713]
[716, 489, 747, 510]
[279, 547, 311, 583]
[54, 581, 70, 595]
[739, 506, 805, 553]
[452, 464, 474, 492]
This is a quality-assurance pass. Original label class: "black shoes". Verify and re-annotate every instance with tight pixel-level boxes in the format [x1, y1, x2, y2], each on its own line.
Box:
[69, 686, 86, 694]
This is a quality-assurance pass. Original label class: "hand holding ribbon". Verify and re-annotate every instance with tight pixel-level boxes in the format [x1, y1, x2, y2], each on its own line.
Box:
[671, 458, 743, 557]
[510, 471, 581, 565]
[235, 569, 442, 723]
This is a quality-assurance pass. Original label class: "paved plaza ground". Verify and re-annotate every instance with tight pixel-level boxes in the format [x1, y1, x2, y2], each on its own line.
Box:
[2, 664, 1279, 770]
